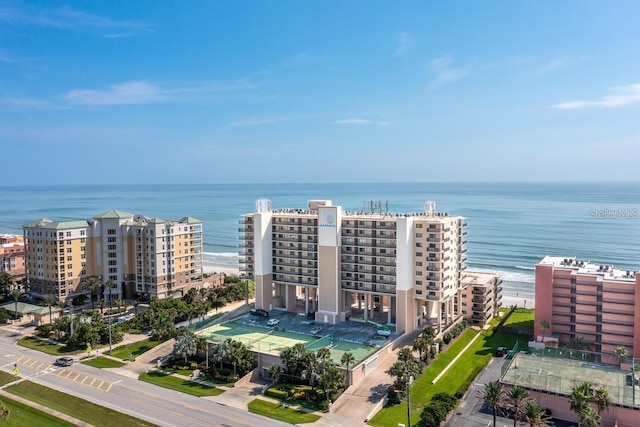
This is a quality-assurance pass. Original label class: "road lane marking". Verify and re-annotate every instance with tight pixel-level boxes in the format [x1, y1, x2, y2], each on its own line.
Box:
[81, 376, 89, 384]
[64, 371, 73, 379]
[89, 378, 97, 387]
[104, 383, 112, 392]
[72, 373, 81, 381]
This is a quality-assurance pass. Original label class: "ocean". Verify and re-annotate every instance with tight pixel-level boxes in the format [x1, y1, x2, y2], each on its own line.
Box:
[2, 182, 640, 300]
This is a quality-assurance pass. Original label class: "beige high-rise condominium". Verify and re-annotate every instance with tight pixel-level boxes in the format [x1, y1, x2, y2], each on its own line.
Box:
[240, 199, 500, 334]
[23, 210, 204, 303]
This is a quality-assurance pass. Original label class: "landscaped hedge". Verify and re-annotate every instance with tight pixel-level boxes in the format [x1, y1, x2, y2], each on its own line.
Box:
[266, 388, 289, 400]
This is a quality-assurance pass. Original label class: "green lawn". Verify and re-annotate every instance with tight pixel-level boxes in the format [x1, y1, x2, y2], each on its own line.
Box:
[503, 308, 535, 329]
[0, 395, 75, 426]
[369, 327, 531, 426]
[107, 339, 160, 360]
[82, 356, 126, 368]
[7, 381, 156, 427]
[138, 371, 224, 397]
[248, 399, 320, 424]
[0, 370, 15, 386]
[17, 337, 80, 356]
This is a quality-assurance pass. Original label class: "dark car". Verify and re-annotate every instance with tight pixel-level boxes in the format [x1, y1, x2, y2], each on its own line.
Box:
[250, 308, 268, 317]
[54, 357, 74, 367]
[495, 347, 507, 357]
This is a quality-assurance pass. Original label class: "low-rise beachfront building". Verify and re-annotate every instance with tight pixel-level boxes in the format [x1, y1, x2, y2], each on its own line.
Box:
[0, 234, 25, 277]
[240, 199, 499, 335]
[534, 256, 640, 360]
[23, 211, 204, 303]
[460, 271, 502, 327]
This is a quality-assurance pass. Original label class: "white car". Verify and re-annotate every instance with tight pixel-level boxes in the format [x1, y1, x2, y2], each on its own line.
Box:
[267, 318, 280, 326]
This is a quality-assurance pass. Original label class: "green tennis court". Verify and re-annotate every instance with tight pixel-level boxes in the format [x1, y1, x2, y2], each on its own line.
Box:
[200, 322, 377, 364]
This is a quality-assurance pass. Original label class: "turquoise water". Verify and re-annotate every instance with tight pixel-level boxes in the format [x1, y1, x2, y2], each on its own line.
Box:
[2, 182, 639, 298]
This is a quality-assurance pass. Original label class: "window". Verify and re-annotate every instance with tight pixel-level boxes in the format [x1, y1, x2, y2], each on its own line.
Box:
[66, 231, 71, 237]
[415, 261, 422, 266]
[108, 237, 116, 243]
[67, 256, 72, 261]
[107, 229, 116, 235]
[416, 233, 423, 238]
[80, 230, 85, 236]
[108, 244, 116, 250]
[108, 260, 117, 266]
[109, 267, 117, 273]
[66, 248, 72, 253]
[416, 224, 423, 229]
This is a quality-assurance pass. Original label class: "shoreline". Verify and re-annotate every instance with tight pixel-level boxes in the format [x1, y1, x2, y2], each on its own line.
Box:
[203, 263, 535, 309]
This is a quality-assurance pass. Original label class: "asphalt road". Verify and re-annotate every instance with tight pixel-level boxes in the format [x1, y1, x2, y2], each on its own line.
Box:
[0, 330, 292, 427]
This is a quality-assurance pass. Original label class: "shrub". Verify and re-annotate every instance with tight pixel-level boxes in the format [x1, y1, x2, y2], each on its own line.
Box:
[386, 385, 403, 405]
[431, 393, 458, 411]
[266, 388, 289, 400]
[443, 332, 452, 344]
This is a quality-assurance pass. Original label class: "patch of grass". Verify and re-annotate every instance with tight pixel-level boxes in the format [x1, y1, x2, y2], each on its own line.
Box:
[138, 371, 224, 397]
[0, 370, 15, 386]
[247, 399, 320, 424]
[0, 395, 75, 426]
[108, 339, 159, 360]
[369, 326, 531, 427]
[17, 337, 80, 356]
[7, 380, 156, 427]
[82, 356, 125, 368]
[503, 308, 535, 330]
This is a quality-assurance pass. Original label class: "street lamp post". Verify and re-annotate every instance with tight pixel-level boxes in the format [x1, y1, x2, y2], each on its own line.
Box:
[407, 375, 414, 427]
[108, 284, 113, 353]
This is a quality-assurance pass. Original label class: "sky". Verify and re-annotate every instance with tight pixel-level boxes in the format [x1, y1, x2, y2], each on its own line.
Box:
[1, 1, 640, 185]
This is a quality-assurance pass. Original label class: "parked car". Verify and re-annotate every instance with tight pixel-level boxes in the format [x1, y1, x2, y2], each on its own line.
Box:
[267, 318, 280, 326]
[310, 326, 322, 335]
[495, 346, 507, 357]
[54, 357, 74, 367]
[250, 308, 268, 317]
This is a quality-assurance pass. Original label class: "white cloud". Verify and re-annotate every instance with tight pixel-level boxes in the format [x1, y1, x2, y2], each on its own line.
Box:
[395, 32, 414, 56]
[63, 81, 207, 106]
[0, 4, 151, 37]
[551, 83, 640, 110]
[224, 116, 299, 129]
[333, 118, 389, 126]
[0, 97, 56, 110]
[427, 55, 468, 89]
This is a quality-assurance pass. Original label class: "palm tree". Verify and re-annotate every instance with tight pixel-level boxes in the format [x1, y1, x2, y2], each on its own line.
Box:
[43, 294, 56, 324]
[267, 364, 281, 384]
[316, 347, 331, 363]
[522, 401, 551, 427]
[579, 406, 600, 427]
[85, 277, 101, 310]
[539, 319, 550, 342]
[592, 386, 611, 416]
[614, 345, 628, 365]
[413, 335, 430, 362]
[398, 347, 414, 362]
[341, 352, 356, 387]
[569, 381, 595, 427]
[133, 300, 140, 316]
[9, 289, 22, 321]
[506, 385, 530, 427]
[478, 381, 504, 427]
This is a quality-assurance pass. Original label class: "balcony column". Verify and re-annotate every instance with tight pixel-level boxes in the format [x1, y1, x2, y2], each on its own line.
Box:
[305, 287, 309, 313]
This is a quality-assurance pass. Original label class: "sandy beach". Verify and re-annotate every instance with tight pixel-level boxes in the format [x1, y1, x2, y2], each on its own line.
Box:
[204, 263, 241, 277]
[502, 294, 535, 309]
